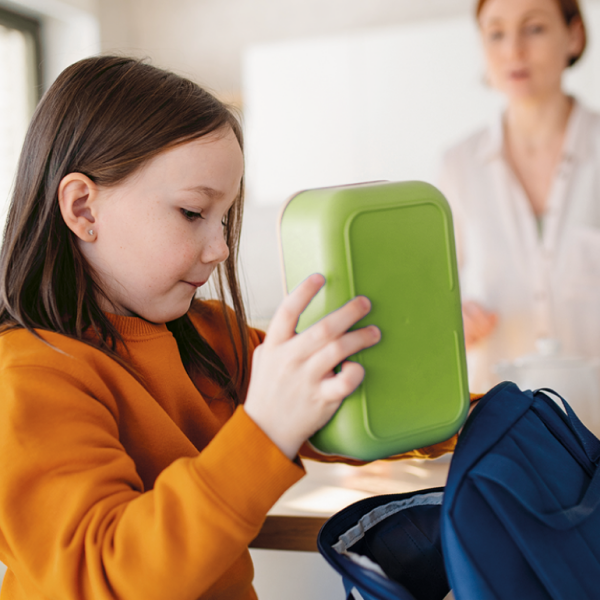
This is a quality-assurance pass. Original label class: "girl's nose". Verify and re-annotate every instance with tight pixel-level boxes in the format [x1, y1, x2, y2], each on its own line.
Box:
[201, 226, 230, 265]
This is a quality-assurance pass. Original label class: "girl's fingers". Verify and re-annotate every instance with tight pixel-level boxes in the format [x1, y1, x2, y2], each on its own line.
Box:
[245, 287, 380, 459]
[306, 325, 381, 375]
[268, 274, 374, 360]
[266, 274, 326, 344]
[320, 360, 366, 402]
[289, 295, 373, 358]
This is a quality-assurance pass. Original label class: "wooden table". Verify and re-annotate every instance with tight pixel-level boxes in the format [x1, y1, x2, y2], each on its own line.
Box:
[250, 456, 451, 552]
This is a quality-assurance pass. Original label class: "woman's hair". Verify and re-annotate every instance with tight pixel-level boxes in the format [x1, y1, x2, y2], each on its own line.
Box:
[476, 0, 587, 66]
[0, 55, 250, 403]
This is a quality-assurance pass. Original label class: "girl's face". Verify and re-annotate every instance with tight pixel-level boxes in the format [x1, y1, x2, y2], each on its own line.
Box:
[81, 127, 244, 323]
[478, 0, 584, 103]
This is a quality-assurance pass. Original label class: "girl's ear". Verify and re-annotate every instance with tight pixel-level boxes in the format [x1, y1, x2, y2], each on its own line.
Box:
[58, 173, 98, 242]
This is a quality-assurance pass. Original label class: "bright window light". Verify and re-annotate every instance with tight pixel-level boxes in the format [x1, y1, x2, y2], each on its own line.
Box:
[0, 9, 39, 233]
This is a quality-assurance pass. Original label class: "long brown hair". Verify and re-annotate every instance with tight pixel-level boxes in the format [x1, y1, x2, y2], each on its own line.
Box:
[0, 55, 250, 403]
[476, 0, 587, 66]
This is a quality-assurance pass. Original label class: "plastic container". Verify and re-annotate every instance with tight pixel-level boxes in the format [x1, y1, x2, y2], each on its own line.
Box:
[278, 180, 469, 460]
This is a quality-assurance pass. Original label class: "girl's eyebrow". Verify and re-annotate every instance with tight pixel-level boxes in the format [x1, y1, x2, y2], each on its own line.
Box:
[182, 185, 225, 199]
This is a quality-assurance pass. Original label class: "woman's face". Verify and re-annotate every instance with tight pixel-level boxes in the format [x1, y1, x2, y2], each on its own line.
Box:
[478, 0, 584, 103]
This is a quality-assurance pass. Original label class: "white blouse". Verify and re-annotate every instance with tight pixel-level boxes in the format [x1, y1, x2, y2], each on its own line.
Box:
[438, 100, 600, 393]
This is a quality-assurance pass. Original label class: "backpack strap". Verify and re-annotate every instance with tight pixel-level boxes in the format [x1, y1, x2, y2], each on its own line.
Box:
[533, 388, 600, 464]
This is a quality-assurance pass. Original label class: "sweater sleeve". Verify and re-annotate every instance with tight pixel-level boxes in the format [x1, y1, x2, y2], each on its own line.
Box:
[0, 360, 303, 600]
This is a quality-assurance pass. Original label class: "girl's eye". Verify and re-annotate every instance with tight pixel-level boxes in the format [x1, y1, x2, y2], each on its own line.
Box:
[221, 216, 228, 227]
[181, 208, 204, 222]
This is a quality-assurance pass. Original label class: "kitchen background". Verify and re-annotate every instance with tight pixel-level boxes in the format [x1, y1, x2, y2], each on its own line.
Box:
[2, 0, 600, 597]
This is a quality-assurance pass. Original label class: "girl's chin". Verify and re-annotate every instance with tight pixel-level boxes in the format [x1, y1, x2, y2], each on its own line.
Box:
[137, 303, 194, 325]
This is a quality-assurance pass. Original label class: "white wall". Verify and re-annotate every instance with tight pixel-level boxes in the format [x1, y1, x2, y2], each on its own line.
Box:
[98, 0, 474, 102]
[243, 16, 494, 205]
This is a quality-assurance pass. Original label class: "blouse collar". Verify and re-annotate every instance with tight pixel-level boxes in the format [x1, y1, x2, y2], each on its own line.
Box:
[478, 98, 593, 165]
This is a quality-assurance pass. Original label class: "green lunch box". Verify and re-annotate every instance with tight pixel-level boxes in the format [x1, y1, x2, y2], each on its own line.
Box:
[278, 181, 469, 461]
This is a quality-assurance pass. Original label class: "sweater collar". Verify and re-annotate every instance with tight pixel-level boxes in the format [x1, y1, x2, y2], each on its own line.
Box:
[104, 312, 170, 338]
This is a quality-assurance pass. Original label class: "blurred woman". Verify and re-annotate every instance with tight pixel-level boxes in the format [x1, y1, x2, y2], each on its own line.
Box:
[438, 0, 600, 392]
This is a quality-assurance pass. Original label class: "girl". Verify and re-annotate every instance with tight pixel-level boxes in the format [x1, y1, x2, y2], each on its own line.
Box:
[0, 55, 382, 600]
[438, 0, 599, 392]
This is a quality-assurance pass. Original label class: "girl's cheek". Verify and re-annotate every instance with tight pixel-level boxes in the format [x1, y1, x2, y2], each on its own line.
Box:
[179, 243, 200, 264]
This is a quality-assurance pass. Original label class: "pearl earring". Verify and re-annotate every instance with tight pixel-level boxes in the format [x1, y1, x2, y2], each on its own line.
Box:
[88, 229, 94, 236]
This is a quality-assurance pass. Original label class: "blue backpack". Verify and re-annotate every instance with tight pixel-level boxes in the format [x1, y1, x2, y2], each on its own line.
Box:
[317, 381, 600, 600]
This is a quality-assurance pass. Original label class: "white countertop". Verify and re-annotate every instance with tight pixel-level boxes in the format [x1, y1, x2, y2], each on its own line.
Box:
[269, 454, 451, 517]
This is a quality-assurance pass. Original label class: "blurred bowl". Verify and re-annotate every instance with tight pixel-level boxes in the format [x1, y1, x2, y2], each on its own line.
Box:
[494, 338, 600, 437]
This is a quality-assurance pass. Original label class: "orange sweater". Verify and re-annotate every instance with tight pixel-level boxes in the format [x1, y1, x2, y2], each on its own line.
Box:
[0, 300, 470, 600]
[0, 302, 303, 600]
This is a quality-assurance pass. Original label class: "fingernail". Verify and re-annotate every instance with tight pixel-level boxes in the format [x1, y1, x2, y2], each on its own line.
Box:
[359, 296, 371, 310]
[371, 325, 381, 340]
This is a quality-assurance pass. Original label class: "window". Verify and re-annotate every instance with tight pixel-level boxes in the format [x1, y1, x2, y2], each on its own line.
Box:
[0, 7, 41, 224]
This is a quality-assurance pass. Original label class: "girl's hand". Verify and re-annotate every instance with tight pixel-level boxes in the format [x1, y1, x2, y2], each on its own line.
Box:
[243, 273, 381, 460]
[462, 300, 498, 349]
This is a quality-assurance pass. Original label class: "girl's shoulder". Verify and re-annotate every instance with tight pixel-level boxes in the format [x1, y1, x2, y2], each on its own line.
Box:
[0, 327, 123, 406]
[0, 327, 105, 369]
